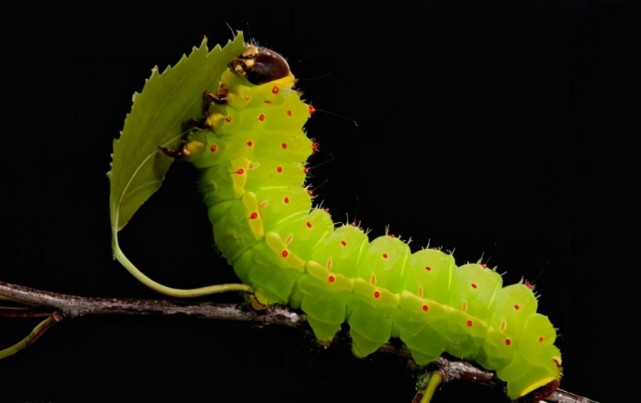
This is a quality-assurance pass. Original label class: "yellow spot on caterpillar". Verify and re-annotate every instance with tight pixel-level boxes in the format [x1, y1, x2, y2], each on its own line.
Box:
[517, 377, 558, 400]
[369, 274, 377, 285]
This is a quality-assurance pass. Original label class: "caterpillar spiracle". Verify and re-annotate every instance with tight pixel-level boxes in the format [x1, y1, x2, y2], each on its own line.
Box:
[163, 44, 562, 401]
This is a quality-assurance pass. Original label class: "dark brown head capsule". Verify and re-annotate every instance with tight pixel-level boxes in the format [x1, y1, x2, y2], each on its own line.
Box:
[229, 45, 291, 85]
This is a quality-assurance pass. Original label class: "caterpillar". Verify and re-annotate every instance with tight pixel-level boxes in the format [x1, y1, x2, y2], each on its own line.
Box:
[158, 43, 562, 401]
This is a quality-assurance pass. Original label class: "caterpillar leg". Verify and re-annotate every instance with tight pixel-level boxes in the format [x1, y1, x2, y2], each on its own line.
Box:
[180, 90, 228, 132]
[204, 90, 227, 105]
[249, 295, 269, 311]
[159, 144, 190, 159]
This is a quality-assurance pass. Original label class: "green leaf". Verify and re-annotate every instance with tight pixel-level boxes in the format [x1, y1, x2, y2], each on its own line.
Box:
[109, 33, 246, 233]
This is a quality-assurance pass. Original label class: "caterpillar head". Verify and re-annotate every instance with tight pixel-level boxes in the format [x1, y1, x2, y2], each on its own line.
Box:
[230, 45, 291, 85]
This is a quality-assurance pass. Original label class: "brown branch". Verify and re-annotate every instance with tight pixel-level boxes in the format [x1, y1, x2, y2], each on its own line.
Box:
[0, 280, 596, 403]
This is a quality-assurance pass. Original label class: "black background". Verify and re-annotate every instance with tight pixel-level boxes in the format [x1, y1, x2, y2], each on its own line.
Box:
[0, 1, 639, 402]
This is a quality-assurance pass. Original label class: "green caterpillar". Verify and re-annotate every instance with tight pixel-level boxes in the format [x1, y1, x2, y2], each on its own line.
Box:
[160, 44, 562, 401]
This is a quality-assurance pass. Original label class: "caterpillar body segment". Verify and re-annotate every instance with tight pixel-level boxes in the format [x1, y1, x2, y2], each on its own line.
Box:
[181, 44, 561, 400]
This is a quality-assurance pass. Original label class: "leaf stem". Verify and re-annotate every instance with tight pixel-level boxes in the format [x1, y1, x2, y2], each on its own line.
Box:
[112, 230, 254, 298]
[419, 371, 442, 403]
[0, 314, 61, 359]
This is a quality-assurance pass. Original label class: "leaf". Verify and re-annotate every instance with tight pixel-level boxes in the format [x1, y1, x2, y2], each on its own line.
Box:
[109, 33, 246, 233]
[107, 33, 254, 298]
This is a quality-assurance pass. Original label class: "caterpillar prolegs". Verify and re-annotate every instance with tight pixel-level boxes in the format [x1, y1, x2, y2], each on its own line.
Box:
[168, 44, 562, 401]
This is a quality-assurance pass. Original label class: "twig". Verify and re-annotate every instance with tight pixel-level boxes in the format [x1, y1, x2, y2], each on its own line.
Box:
[0, 280, 596, 402]
[0, 280, 304, 325]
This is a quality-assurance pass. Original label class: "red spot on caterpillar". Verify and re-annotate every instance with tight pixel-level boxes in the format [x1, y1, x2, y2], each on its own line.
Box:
[471, 283, 478, 289]
[308, 104, 316, 114]
[340, 240, 347, 247]
[286, 110, 293, 117]
[466, 320, 473, 327]
[481, 263, 487, 268]
[500, 321, 506, 331]
[271, 86, 279, 94]
[422, 304, 429, 312]
[514, 304, 520, 311]
[382, 253, 389, 260]
[505, 338, 512, 346]
[281, 143, 288, 149]
[234, 168, 245, 175]
[524, 279, 535, 290]
[305, 221, 312, 228]
[276, 166, 283, 173]
[373, 290, 381, 299]
[303, 167, 310, 174]
[328, 275, 336, 283]
[225, 116, 232, 123]
[249, 212, 258, 220]
[246, 140, 253, 147]
[281, 250, 289, 258]
[424, 266, 432, 272]
[538, 336, 545, 343]
[312, 142, 320, 152]
[210, 144, 218, 152]
[283, 197, 290, 204]
[307, 189, 314, 196]
[258, 114, 265, 121]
